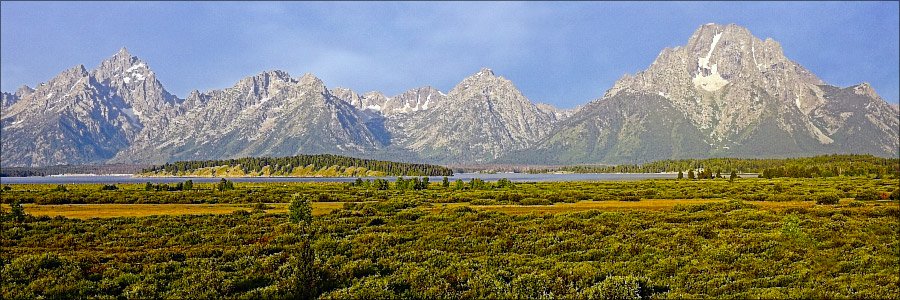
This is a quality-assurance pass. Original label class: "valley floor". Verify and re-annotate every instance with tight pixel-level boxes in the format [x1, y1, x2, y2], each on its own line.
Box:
[8, 198, 857, 219]
[1, 177, 898, 299]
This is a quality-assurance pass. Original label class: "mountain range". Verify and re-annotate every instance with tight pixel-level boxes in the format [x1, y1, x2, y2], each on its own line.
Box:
[2, 23, 898, 167]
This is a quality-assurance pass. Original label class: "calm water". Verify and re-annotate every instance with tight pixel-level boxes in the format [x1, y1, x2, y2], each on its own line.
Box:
[0, 173, 677, 184]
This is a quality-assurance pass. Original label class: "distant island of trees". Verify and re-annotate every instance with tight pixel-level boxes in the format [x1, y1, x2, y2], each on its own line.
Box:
[140, 154, 454, 177]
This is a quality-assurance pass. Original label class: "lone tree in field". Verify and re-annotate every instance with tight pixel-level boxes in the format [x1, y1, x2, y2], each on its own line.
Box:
[687, 169, 696, 180]
[9, 201, 26, 223]
[289, 194, 312, 223]
[729, 171, 738, 182]
[677, 171, 684, 180]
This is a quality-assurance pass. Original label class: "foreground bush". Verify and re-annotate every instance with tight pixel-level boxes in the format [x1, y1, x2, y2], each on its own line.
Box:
[815, 193, 840, 205]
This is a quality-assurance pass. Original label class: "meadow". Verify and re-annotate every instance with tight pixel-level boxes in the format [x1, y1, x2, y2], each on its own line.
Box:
[1, 177, 898, 299]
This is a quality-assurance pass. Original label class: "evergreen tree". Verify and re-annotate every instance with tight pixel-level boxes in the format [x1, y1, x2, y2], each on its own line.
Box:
[442, 176, 450, 189]
[9, 201, 26, 223]
[677, 171, 684, 180]
[729, 171, 738, 182]
[184, 180, 193, 191]
[688, 169, 696, 180]
[289, 194, 312, 223]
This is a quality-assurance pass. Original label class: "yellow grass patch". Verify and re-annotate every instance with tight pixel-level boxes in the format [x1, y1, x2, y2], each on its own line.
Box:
[430, 199, 849, 215]
[11, 202, 347, 219]
[466, 199, 723, 215]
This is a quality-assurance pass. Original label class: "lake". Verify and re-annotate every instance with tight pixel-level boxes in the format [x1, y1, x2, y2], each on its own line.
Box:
[0, 173, 677, 184]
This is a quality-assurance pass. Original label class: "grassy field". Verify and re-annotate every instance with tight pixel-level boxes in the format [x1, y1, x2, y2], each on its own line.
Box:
[2, 177, 898, 299]
[3, 198, 863, 219]
[2, 202, 348, 219]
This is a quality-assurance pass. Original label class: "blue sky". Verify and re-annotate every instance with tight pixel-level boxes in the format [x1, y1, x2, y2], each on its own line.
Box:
[2, 1, 898, 108]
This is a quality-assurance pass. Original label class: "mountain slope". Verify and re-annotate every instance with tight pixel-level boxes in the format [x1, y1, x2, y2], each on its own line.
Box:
[1, 49, 181, 167]
[115, 71, 385, 163]
[2, 24, 897, 167]
[385, 68, 558, 163]
[518, 23, 899, 164]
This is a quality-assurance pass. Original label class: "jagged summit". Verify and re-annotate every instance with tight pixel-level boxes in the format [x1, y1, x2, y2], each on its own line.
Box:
[2, 27, 897, 167]
[476, 67, 495, 76]
[15, 85, 34, 97]
[525, 22, 898, 164]
[298, 72, 325, 87]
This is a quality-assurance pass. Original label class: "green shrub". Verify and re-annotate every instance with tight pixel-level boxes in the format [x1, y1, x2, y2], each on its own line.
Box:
[855, 190, 880, 201]
[580, 276, 653, 300]
[620, 195, 641, 202]
[470, 199, 498, 205]
[815, 194, 840, 205]
[520, 198, 552, 205]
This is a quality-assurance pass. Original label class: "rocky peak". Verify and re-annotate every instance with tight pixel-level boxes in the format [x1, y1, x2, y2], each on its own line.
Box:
[450, 67, 518, 99]
[385, 86, 444, 114]
[606, 23, 828, 126]
[362, 91, 388, 101]
[852, 83, 881, 100]
[15, 85, 34, 98]
[476, 67, 495, 77]
[94, 48, 148, 81]
[331, 87, 362, 105]
[261, 70, 294, 82]
[236, 70, 295, 93]
[66, 64, 90, 78]
[298, 73, 324, 87]
[36, 64, 91, 95]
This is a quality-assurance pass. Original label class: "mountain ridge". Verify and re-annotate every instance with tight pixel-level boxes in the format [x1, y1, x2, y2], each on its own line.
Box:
[2, 23, 897, 167]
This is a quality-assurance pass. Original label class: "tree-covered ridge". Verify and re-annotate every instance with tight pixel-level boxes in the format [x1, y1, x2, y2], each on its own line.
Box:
[140, 154, 453, 177]
[546, 154, 899, 177]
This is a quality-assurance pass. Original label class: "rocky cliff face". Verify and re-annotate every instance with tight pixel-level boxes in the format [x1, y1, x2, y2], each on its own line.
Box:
[521, 23, 899, 163]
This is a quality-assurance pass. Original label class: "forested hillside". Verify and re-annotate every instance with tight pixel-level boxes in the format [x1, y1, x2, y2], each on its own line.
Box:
[140, 154, 453, 177]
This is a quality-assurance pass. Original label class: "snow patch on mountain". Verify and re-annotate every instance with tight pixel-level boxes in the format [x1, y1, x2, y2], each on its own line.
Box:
[693, 31, 729, 92]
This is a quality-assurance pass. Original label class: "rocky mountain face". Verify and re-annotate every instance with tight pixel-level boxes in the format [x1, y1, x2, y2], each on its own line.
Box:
[1, 49, 181, 166]
[332, 86, 445, 116]
[2, 24, 897, 167]
[1, 92, 16, 110]
[329, 71, 560, 163]
[115, 70, 385, 163]
[384, 68, 557, 163]
[516, 23, 899, 163]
